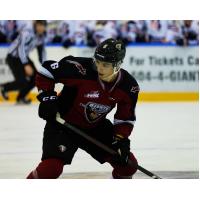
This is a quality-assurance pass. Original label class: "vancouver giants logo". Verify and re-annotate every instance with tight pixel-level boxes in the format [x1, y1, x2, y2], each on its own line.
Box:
[66, 60, 86, 75]
[80, 102, 111, 123]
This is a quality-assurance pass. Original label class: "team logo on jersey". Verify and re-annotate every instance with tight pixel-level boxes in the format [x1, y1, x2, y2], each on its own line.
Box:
[131, 86, 140, 93]
[66, 60, 86, 75]
[84, 91, 100, 98]
[80, 102, 111, 123]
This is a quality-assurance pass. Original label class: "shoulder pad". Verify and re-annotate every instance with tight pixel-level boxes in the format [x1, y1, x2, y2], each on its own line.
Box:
[119, 69, 140, 95]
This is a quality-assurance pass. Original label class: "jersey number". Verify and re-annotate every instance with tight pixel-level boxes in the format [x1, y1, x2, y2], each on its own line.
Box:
[50, 62, 59, 69]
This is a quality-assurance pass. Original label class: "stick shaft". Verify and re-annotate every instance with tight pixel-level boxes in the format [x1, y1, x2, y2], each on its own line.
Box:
[56, 114, 161, 179]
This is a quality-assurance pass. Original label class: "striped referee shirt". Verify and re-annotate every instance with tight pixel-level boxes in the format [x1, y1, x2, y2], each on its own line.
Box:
[8, 28, 46, 65]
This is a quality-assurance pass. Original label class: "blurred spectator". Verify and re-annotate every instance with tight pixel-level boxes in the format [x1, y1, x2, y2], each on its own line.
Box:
[126, 21, 137, 43]
[118, 20, 148, 44]
[135, 20, 148, 42]
[91, 20, 118, 46]
[181, 20, 199, 45]
[92, 22, 106, 45]
[0, 20, 199, 46]
[104, 21, 118, 39]
[45, 20, 60, 43]
[146, 20, 168, 42]
[165, 20, 183, 44]
[71, 21, 87, 46]
[0, 20, 18, 43]
[3, 20, 18, 42]
[118, 21, 128, 43]
[0, 21, 7, 43]
[56, 21, 76, 48]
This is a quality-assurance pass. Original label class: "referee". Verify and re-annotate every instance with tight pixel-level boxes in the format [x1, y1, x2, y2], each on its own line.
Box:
[0, 20, 47, 104]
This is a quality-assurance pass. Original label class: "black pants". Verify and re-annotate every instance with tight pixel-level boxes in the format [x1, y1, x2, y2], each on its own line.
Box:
[3, 54, 36, 100]
[42, 119, 114, 165]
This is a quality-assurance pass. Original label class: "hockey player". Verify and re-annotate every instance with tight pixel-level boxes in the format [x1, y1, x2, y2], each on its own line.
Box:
[27, 38, 140, 179]
[0, 20, 47, 104]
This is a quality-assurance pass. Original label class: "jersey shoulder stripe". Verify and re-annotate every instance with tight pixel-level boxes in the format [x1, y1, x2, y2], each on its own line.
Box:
[58, 56, 97, 80]
[118, 69, 140, 97]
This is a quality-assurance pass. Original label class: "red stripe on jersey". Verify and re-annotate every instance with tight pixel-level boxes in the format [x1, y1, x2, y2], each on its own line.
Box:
[114, 123, 133, 138]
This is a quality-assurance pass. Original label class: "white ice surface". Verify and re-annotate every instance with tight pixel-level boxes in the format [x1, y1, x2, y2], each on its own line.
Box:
[0, 102, 198, 178]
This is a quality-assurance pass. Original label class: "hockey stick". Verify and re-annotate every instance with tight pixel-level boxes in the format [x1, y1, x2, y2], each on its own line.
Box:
[56, 113, 162, 179]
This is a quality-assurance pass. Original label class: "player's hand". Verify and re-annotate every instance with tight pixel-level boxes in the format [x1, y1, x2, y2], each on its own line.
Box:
[37, 91, 58, 121]
[24, 64, 34, 76]
[112, 134, 130, 165]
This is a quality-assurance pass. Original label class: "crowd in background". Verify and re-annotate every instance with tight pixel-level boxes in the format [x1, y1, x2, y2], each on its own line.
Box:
[0, 20, 199, 47]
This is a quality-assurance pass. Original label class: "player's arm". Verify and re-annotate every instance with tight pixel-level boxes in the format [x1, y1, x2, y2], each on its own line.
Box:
[114, 84, 139, 138]
[112, 83, 140, 165]
[36, 57, 87, 121]
[35, 60, 59, 121]
[36, 56, 87, 91]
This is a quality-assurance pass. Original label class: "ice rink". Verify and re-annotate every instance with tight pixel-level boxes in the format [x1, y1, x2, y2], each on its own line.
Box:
[0, 102, 198, 179]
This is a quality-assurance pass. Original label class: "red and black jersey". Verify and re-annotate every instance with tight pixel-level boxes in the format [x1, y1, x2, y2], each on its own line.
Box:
[36, 56, 140, 138]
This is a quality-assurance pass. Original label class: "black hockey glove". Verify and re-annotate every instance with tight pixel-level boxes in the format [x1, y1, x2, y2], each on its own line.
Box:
[112, 134, 130, 166]
[37, 91, 58, 121]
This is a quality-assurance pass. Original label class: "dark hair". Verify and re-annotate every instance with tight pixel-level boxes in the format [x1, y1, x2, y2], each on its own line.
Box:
[34, 20, 47, 27]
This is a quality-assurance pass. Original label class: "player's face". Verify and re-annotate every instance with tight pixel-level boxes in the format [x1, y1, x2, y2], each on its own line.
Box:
[95, 60, 116, 82]
[35, 24, 46, 35]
